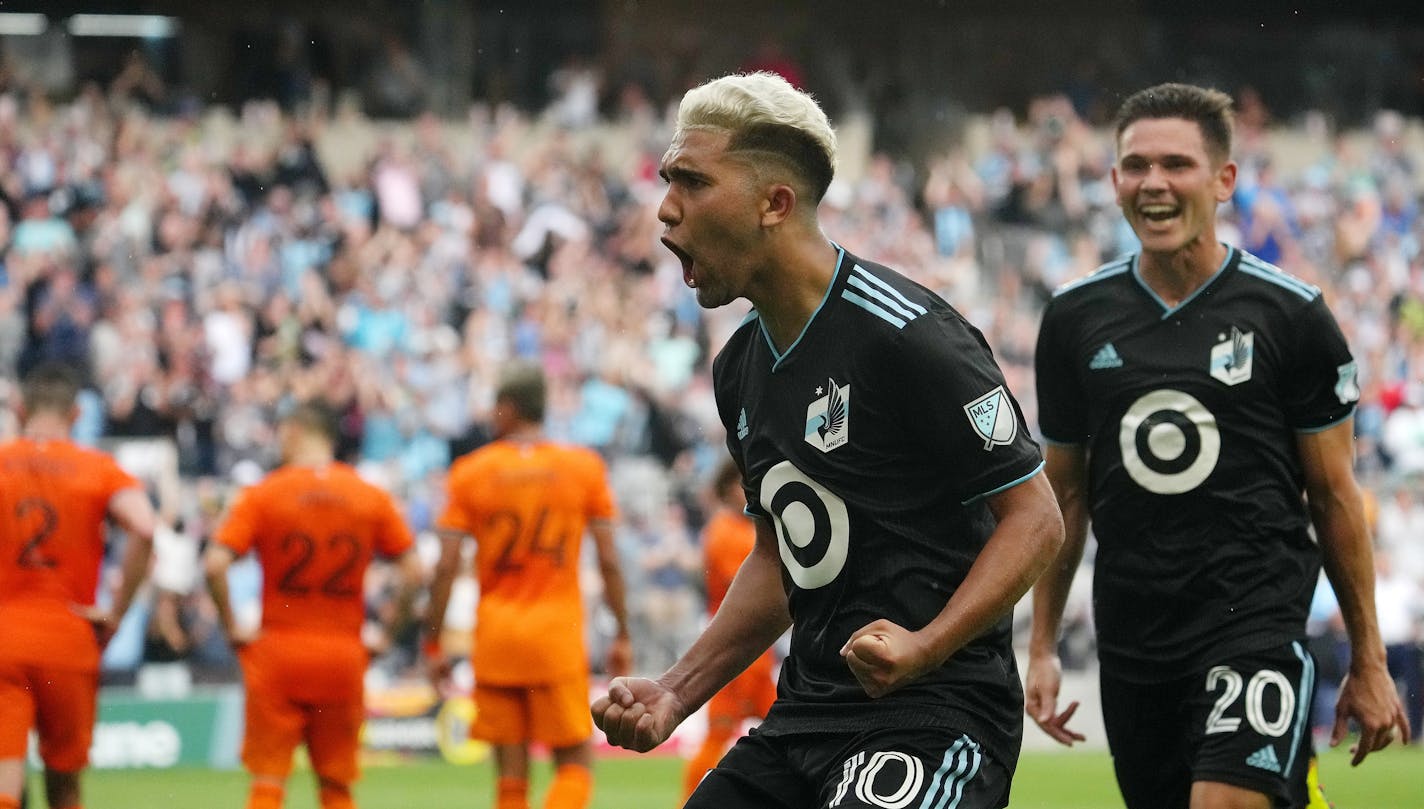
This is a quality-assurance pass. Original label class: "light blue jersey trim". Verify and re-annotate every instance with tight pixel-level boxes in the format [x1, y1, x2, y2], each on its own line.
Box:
[1294, 406, 1356, 435]
[1053, 256, 1132, 297]
[961, 461, 1045, 506]
[1133, 245, 1235, 319]
[843, 289, 908, 328]
[841, 264, 928, 329]
[850, 264, 929, 316]
[919, 735, 983, 809]
[1285, 641, 1316, 777]
[764, 246, 846, 372]
[1237, 252, 1320, 301]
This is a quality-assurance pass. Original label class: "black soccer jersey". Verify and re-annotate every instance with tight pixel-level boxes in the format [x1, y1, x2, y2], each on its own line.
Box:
[1035, 246, 1359, 683]
[713, 246, 1045, 770]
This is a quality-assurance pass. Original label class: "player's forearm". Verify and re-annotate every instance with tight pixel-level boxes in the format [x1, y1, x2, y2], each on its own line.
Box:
[1030, 444, 1089, 658]
[107, 488, 158, 616]
[202, 548, 239, 637]
[423, 535, 463, 642]
[925, 473, 1064, 666]
[110, 532, 154, 619]
[1029, 499, 1088, 658]
[1313, 488, 1388, 671]
[592, 523, 632, 636]
[389, 551, 424, 636]
[600, 563, 632, 638]
[657, 544, 790, 715]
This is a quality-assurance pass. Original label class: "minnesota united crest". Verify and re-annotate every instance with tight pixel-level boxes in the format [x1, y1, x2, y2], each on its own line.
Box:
[963, 385, 1017, 450]
[805, 378, 850, 453]
[1210, 326, 1254, 386]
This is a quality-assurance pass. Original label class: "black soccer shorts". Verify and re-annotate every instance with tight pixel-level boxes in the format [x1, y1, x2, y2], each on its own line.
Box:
[684, 725, 1010, 809]
[1100, 640, 1318, 809]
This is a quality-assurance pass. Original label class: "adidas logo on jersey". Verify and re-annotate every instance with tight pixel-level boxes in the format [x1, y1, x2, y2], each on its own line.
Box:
[1246, 745, 1282, 773]
[737, 408, 749, 440]
[1089, 342, 1123, 370]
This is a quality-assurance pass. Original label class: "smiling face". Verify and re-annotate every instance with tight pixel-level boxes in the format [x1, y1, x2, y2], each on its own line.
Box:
[657, 127, 769, 310]
[1113, 117, 1237, 260]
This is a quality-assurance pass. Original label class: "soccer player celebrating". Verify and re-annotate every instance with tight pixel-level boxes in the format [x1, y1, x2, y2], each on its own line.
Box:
[425, 360, 632, 809]
[0, 363, 156, 809]
[205, 401, 423, 809]
[1027, 83, 1410, 809]
[591, 72, 1064, 809]
[680, 457, 777, 801]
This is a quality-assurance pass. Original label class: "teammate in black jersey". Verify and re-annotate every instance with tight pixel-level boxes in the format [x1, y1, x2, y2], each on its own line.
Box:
[590, 71, 1064, 809]
[1028, 82, 1410, 809]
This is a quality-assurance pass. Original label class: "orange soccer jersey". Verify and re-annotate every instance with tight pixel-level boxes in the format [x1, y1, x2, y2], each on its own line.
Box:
[439, 440, 615, 685]
[215, 463, 415, 638]
[701, 508, 777, 720]
[0, 438, 139, 671]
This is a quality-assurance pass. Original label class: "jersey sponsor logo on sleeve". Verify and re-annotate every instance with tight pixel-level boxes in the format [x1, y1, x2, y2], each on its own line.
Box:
[805, 378, 850, 453]
[737, 407, 750, 440]
[1334, 360, 1361, 405]
[963, 386, 1017, 450]
[1209, 326, 1254, 386]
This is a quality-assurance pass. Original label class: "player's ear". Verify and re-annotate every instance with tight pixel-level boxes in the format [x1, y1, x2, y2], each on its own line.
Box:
[761, 183, 797, 228]
[1214, 159, 1238, 202]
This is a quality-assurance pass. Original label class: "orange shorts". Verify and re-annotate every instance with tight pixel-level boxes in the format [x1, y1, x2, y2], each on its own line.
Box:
[706, 652, 775, 730]
[471, 677, 592, 748]
[0, 662, 98, 771]
[238, 633, 366, 783]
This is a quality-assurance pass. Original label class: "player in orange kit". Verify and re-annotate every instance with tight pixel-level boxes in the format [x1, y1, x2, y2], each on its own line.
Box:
[205, 401, 423, 809]
[424, 360, 631, 809]
[0, 363, 156, 809]
[682, 457, 777, 801]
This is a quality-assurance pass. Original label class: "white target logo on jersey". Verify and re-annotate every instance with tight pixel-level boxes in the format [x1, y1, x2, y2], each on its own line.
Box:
[760, 460, 850, 590]
[1118, 389, 1221, 495]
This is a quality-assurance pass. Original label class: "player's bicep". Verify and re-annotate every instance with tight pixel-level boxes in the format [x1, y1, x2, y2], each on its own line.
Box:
[1296, 417, 1357, 502]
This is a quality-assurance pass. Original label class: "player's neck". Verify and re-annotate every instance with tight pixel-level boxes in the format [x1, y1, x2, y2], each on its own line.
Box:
[283, 442, 335, 468]
[749, 233, 840, 353]
[21, 414, 73, 442]
[499, 423, 543, 444]
[1137, 240, 1229, 307]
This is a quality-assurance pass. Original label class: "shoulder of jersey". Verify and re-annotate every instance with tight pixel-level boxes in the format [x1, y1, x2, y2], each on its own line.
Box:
[1232, 250, 1321, 303]
[838, 259, 937, 332]
[1051, 255, 1134, 300]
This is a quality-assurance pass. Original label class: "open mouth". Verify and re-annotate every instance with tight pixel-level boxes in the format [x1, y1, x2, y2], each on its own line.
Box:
[1138, 203, 1180, 222]
[662, 237, 696, 286]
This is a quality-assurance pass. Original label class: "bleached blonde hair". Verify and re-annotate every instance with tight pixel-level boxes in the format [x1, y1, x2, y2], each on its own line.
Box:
[676, 71, 838, 203]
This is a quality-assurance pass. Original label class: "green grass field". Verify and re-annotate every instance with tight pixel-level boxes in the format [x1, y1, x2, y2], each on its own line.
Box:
[59, 744, 1422, 809]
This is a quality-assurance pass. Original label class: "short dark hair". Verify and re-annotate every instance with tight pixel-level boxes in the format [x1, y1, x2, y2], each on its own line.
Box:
[21, 363, 82, 416]
[281, 400, 342, 445]
[1114, 83, 1235, 164]
[496, 361, 547, 424]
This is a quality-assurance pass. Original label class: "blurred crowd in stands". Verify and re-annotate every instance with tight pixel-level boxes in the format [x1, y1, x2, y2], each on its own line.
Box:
[0, 43, 1420, 738]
